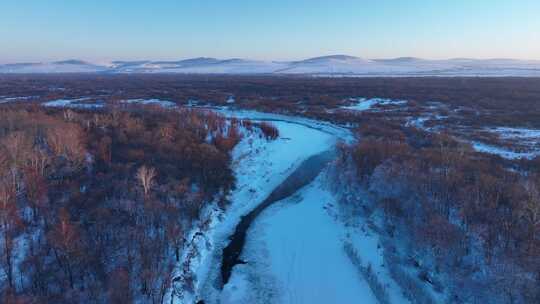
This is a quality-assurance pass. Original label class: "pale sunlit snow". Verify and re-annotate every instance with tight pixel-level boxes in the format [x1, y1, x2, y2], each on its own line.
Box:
[42, 98, 104, 108]
[172, 115, 338, 304]
[341, 97, 407, 112]
[222, 176, 380, 304]
[472, 141, 539, 159]
[120, 98, 177, 108]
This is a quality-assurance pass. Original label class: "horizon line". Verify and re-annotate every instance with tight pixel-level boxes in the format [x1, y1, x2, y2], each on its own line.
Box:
[2, 54, 540, 65]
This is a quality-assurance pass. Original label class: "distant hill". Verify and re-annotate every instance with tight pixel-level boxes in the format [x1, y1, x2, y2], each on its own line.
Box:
[2, 55, 540, 76]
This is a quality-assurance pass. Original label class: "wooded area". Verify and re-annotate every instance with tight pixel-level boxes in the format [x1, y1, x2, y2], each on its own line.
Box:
[0, 105, 278, 303]
[339, 123, 540, 303]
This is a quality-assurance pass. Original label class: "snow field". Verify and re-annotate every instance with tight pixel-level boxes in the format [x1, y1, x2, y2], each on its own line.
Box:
[341, 97, 407, 112]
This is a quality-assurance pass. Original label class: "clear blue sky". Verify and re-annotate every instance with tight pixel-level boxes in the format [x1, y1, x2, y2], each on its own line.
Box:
[1, 0, 539, 63]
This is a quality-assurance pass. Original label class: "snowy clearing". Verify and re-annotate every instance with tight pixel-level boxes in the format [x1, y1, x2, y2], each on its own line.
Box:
[405, 114, 448, 131]
[404, 115, 540, 160]
[469, 127, 540, 159]
[120, 98, 177, 108]
[341, 97, 408, 112]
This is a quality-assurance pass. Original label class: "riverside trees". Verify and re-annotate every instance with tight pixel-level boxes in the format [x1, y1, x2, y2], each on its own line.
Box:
[0, 106, 275, 303]
[339, 124, 540, 303]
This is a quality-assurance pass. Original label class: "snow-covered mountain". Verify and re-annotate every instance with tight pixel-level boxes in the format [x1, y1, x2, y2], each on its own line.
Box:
[0, 60, 109, 73]
[2, 55, 540, 76]
[277, 55, 381, 74]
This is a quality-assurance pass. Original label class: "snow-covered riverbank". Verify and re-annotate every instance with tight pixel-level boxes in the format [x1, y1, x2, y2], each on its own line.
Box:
[171, 114, 337, 303]
[222, 174, 382, 303]
[171, 110, 411, 304]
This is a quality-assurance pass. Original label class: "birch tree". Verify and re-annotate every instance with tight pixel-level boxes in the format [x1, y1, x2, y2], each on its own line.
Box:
[137, 166, 157, 197]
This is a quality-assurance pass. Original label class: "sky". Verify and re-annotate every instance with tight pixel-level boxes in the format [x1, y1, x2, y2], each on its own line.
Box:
[1, 0, 539, 63]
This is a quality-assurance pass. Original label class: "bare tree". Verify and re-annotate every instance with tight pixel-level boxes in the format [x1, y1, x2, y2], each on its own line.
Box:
[522, 180, 540, 242]
[0, 179, 19, 289]
[0, 150, 8, 173]
[136, 166, 157, 197]
[48, 208, 81, 289]
[63, 109, 76, 122]
[27, 148, 51, 176]
[46, 125, 86, 168]
[2, 131, 31, 168]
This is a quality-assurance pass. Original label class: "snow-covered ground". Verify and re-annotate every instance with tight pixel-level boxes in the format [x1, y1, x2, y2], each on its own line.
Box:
[488, 126, 540, 140]
[42, 98, 104, 108]
[171, 117, 338, 303]
[341, 97, 407, 112]
[470, 127, 540, 159]
[0, 96, 38, 104]
[40, 97, 178, 109]
[222, 173, 409, 304]
[472, 141, 539, 160]
[170, 109, 414, 304]
[120, 98, 177, 108]
[405, 114, 449, 131]
[213, 108, 354, 143]
[403, 106, 540, 160]
[226, 96, 235, 104]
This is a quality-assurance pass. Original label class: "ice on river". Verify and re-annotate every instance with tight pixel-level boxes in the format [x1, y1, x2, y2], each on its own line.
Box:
[173, 115, 337, 304]
[221, 175, 380, 304]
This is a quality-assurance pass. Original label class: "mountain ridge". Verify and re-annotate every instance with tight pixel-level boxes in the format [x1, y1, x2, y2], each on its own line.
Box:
[2, 55, 540, 76]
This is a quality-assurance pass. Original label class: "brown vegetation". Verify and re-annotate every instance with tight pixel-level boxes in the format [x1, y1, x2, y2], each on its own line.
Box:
[0, 106, 251, 302]
[339, 124, 540, 303]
